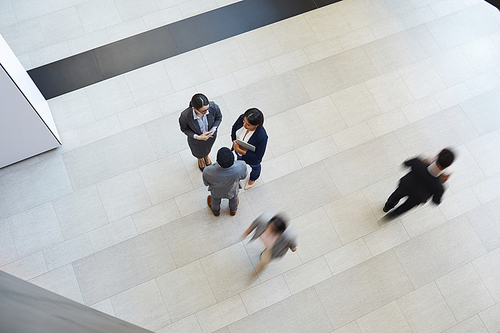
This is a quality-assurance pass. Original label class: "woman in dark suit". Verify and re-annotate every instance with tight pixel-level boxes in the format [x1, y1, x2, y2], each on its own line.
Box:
[231, 108, 268, 190]
[179, 93, 222, 171]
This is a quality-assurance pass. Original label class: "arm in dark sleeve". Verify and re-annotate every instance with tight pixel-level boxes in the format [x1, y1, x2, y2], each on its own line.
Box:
[231, 115, 244, 141]
[179, 111, 196, 138]
[403, 158, 420, 168]
[244, 132, 267, 162]
[432, 189, 444, 205]
[211, 103, 222, 128]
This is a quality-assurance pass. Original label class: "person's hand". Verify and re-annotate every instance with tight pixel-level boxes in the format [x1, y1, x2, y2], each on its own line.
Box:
[197, 131, 211, 141]
[233, 140, 247, 155]
[232, 140, 239, 150]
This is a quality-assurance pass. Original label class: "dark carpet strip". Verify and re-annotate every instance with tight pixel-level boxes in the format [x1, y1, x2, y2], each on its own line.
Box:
[28, 0, 342, 99]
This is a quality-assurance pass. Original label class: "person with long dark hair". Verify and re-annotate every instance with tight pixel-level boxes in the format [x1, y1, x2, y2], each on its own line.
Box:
[231, 108, 268, 190]
[179, 93, 222, 171]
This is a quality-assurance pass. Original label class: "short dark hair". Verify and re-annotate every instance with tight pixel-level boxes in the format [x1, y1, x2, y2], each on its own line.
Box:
[270, 214, 287, 233]
[244, 108, 264, 126]
[437, 148, 455, 169]
[217, 147, 234, 168]
[189, 93, 209, 110]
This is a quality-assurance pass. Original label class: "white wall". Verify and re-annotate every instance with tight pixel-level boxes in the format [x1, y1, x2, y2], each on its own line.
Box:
[0, 34, 61, 168]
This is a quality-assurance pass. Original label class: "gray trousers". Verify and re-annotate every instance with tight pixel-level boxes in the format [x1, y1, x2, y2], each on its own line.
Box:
[211, 194, 239, 213]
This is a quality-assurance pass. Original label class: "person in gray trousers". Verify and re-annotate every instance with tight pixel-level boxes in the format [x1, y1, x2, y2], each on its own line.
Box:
[203, 147, 247, 216]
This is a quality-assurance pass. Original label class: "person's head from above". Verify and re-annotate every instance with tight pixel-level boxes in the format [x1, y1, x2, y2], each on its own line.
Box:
[190, 93, 209, 115]
[217, 147, 234, 168]
[269, 214, 287, 234]
[436, 148, 455, 169]
[243, 108, 264, 131]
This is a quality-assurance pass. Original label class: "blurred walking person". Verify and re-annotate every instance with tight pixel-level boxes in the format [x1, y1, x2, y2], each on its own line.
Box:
[242, 212, 297, 278]
[383, 148, 455, 218]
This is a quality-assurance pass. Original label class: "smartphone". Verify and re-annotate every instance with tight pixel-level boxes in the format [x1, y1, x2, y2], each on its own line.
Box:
[207, 126, 217, 135]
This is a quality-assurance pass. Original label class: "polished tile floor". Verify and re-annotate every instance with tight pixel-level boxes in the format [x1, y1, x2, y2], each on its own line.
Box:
[1, 0, 500, 332]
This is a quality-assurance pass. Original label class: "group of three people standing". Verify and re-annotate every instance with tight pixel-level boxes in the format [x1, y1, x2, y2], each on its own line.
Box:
[178, 93, 268, 191]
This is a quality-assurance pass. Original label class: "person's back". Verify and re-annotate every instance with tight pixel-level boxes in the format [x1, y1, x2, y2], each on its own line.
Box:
[203, 147, 247, 216]
[402, 158, 444, 204]
[203, 160, 247, 198]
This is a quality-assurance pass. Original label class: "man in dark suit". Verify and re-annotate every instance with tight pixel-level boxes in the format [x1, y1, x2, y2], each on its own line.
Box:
[383, 148, 455, 218]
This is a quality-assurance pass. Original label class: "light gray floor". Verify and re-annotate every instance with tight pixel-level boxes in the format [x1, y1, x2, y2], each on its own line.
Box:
[0, 0, 242, 70]
[1, 0, 500, 332]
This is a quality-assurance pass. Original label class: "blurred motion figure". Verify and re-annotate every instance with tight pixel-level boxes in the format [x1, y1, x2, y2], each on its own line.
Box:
[242, 212, 297, 278]
[383, 148, 455, 218]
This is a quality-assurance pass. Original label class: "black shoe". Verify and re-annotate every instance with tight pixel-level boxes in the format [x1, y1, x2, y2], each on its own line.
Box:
[198, 160, 206, 172]
[383, 205, 390, 213]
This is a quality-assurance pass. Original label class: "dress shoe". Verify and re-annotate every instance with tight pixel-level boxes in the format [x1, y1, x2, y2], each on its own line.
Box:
[198, 159, 206, 172]
[230, 199, 239, 216]
[383, 205, 390, 213]
[207, 195, 219, 216]
[244, 181, 255, 190]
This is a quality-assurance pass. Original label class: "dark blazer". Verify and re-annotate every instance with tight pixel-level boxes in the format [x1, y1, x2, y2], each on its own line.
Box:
[399, 158, 445, 205]
[231, 114, 268, 165]
[179, 101, 222, 158]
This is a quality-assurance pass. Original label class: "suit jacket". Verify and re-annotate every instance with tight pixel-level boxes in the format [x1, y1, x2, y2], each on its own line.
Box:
[231, 114, 268, 165]
[399, 158, 445, 205]
[202, 160, 247, 199]
[179, 101, 222, 158]
[249, 212, 298, 259]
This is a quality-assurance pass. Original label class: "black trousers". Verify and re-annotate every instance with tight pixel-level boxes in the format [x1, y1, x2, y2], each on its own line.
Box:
[384, 185, 422, 217]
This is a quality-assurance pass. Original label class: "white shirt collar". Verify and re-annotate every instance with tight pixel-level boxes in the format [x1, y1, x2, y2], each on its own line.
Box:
[192, 108, 209, 120]
[427, 161, 442, 177]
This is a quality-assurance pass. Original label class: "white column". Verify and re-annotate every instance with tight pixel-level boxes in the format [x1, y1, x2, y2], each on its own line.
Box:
[0, 34, 61, 168]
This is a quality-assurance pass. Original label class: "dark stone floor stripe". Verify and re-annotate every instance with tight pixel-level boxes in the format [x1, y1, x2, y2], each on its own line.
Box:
[28, 0, 343, 99]
[169, 3, 251, 53]
[28, 51, 103, 99]
[94, 26, 178, 79]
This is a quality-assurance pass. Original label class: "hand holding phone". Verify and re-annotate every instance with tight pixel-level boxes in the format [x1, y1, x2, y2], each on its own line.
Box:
[207, 126, 217, 135]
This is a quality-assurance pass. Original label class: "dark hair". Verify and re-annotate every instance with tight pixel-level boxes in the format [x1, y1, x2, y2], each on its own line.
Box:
[437, 148, 455, 169]
[243, 108, 264, 127]
[217, 147, 234, 168]
[189, 93, 209, 110]
[270, 214, 287, 233]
